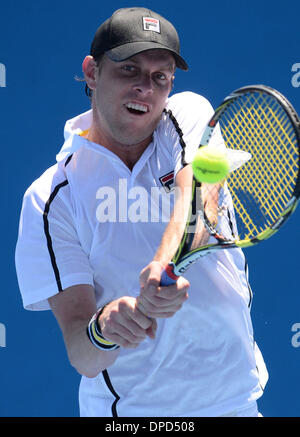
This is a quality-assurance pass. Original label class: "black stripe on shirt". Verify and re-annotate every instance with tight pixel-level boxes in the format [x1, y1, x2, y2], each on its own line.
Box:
[164, 108, 187, 167]
[65, 154, 73, 167]
[244, 260, 253, 309]
[43, 179, 69, 292]
[102, 369, 120, 417]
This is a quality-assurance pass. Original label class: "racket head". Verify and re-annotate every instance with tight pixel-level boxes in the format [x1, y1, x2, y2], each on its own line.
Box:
[217, 85, 300, 246]
[167, 85, 300, 278]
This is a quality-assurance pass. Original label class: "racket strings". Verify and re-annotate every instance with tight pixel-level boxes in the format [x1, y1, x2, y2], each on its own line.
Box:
[232, 103, 297, 229]
[237, 98, 295, 213]
[218, 91, 299, 241]
[221, 104, 275, 234]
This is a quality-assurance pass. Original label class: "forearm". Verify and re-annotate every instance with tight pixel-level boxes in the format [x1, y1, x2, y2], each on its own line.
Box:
[63, 317, 120, 378]
[48, 285, 119, 378]
[49, 287, 156, 378]
[154, 166, 193, 266]
[153, 212, 186, 266]
[154, 173, 220, 265]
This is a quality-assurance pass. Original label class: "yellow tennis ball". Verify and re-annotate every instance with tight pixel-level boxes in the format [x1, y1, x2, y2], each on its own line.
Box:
[192, 147, 230, 183]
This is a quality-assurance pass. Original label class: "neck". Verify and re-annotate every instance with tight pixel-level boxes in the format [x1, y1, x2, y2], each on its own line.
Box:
[85, 123, 152, 171]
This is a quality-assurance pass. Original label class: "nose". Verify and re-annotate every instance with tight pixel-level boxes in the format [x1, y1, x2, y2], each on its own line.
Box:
[133, 73, 154, 96]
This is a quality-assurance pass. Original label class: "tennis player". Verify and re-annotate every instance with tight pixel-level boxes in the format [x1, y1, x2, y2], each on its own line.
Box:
[15, 7, 268, 417]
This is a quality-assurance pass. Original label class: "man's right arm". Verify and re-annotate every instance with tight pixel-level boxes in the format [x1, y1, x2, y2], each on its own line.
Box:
[48, 284, 156, 378]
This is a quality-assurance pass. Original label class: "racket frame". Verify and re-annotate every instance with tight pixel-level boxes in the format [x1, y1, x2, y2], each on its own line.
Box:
[162, 85, 300, 282]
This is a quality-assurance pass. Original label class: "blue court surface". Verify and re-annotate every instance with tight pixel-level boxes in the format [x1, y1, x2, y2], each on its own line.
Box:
[0, 0, 299, 417]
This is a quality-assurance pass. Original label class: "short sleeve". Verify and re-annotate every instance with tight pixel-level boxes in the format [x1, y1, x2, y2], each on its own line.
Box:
[165, 92, 225, 178]
[15, 165, 94, 310]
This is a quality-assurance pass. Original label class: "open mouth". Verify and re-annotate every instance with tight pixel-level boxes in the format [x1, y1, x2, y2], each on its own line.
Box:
[125, 102, 148, 115]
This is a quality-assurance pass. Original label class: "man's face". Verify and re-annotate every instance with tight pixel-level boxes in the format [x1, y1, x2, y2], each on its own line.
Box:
[92, 49, 175, 148]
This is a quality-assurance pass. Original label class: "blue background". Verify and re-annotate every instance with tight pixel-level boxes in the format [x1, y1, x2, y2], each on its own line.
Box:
[0, 0, 299, 417]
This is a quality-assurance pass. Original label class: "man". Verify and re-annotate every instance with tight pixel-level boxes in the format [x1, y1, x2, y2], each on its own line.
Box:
[15, 7, 268, 417]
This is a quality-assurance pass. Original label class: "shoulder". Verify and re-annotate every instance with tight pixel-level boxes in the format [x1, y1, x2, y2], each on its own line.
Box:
[165, 91, 214, 119]
[160, 91, 214, 141]
[155, 92, 215, 165]
[23, 160, 70, 210]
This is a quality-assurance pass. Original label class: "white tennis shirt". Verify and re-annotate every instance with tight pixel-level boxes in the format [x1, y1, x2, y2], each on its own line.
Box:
[15, 91, 268, 417]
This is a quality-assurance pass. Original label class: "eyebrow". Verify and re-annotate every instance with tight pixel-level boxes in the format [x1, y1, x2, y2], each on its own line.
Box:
[122, 57, 175, 71]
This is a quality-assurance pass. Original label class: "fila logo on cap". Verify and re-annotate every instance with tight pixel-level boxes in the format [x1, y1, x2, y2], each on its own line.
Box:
[143, 17, 160, 33]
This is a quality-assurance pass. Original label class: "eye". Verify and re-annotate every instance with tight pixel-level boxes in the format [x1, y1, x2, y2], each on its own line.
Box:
[155, 72, 167, 81]
[122, 65, 137, 73]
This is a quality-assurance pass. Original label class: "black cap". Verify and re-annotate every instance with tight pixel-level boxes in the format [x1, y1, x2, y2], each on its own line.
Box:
[90, 7, 188, 71]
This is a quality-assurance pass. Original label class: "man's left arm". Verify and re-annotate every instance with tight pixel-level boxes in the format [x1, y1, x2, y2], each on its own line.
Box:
[137, 165, 194, 318]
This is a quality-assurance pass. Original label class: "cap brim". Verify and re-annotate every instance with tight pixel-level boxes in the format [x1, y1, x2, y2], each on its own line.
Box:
[105, 41, 188, 71]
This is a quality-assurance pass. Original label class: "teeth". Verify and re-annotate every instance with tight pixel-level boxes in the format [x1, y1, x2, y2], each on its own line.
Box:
[126, 102, 148, 113]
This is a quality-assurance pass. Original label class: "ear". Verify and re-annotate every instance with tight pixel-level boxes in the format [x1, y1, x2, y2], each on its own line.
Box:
[82, 56, 98, 91]
[171, 75, 175, 90]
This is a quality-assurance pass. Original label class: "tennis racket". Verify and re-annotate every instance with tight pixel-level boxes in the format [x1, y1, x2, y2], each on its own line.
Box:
[161, 85, 300, 285]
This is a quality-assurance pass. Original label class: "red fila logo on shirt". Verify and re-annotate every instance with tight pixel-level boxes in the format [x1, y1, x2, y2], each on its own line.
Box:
[159, 171, 174, 193]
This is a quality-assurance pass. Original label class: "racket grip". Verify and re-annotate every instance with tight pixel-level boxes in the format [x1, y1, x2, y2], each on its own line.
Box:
[160, 263, 179, 286]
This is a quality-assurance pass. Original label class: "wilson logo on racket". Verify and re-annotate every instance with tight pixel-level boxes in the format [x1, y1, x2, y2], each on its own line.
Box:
[159, 171, 175, 192]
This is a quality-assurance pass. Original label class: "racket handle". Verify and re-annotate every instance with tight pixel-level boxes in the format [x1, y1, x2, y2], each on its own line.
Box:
[160, 263, 179, 286]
